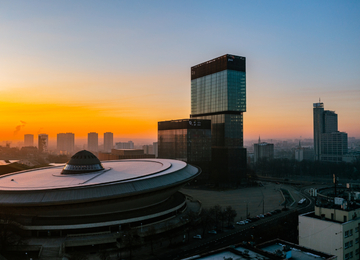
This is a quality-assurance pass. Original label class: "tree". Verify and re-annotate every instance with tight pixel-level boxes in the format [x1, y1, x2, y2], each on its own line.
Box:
[224, 206, 237, 226]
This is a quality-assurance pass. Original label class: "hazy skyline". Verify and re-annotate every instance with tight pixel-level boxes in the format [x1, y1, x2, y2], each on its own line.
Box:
[1, 1, 359, 143]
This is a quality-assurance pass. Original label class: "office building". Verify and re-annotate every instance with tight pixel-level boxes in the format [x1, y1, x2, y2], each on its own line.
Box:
[115, 141, 134, 149]
[24, 134, 34, 147]
[158, 119, 211, 161]
[87, 132, 98, 152]
[299, 204, 360, 260]
[254, 138, 274, 163]
[38, 134, 48, 153]
[313, 102, 348, 162]
[103, 132, 113, 152]
[190, 54, 247, 184]
[98, 148, 155, 160]
[57, 133, 75, 154]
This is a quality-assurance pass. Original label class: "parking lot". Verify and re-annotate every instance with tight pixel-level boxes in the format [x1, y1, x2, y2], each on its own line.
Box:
[181, 182, 301, 221]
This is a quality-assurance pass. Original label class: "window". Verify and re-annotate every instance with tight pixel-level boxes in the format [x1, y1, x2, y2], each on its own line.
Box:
[345, 242, 350, 249]
[350, 229, 353, 236]
[356, 238, 359, 244]
[356, 227, 359, 233]
[356, 249, 359, 255]
[350, 252, 353, 258]
[345, 253, 350, 260]
[345, 231, 349, 238]
[350, 240, 353, 247]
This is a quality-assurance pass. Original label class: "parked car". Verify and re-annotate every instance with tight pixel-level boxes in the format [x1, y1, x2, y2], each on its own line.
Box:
[259, 214, 265, 218]
[208, 230, 217, 234]
[193, 234, 202, 239]
[236, 221, 246, 225]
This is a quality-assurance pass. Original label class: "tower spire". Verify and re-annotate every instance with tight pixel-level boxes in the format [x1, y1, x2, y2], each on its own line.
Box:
[258, 136, 261, 144]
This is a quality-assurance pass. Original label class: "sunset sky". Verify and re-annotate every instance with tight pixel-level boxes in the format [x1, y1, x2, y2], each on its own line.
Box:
[1, 1, 359, 145]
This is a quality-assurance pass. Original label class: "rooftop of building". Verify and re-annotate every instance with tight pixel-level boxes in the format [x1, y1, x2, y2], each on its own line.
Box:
[258, 239, 336, 260]
[182, 239, 336, 260]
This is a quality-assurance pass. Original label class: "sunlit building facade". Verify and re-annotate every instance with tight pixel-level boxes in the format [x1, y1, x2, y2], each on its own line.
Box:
[87, 132, 99, 152]
[103, 132, 113, 153]
[24, 134, 34, 147]
[57, 132, 75, 154]
[190, 54, 247, 184]
[38, 134, 48, 153]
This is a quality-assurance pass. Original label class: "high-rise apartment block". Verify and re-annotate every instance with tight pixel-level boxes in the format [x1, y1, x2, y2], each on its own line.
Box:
[254, 138, 274, 163]
[115, 141, 134, 149]
[87, 132, 99, 152]
[38, 134, 48, 153]
[313, 102, 348, 162]
[24, 134, 34, 147]
[190, 54, 247, 183]
[103, 132, 113, 153]
[57, 133, 75, 154]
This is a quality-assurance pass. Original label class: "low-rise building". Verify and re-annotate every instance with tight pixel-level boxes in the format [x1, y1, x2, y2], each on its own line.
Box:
[299, 204, 360, 260]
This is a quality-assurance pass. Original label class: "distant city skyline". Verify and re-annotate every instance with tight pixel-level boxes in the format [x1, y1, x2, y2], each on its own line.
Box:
[1, 1, 359, 142]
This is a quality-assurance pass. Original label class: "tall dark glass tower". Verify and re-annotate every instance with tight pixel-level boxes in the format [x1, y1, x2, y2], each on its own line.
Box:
[191, 54, 247, 184]
[313, 102, 348, 162]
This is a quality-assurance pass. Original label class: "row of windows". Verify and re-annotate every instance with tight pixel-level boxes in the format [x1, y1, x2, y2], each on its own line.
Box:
[345, 249, 359, 260]
[345, 227, 358, 238]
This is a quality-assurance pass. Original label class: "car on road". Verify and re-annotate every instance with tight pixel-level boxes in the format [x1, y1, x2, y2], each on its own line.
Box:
[245, 219, 251, 223]
[208, 230, 217, 234]
[236, 221, 246, 225]
[259, 214, 265, 218]
[193, 234, 202, 239]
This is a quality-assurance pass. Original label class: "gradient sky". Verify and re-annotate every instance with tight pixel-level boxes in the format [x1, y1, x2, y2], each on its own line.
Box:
[1, 0, 359, 145]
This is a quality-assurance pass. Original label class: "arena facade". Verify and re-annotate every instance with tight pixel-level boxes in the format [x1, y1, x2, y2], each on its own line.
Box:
[0, 151, 200, 241]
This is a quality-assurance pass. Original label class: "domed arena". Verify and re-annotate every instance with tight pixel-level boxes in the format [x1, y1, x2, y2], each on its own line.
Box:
[0, 151, 200, 251]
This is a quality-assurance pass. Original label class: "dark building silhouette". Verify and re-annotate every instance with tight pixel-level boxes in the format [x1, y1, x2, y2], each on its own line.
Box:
[313, 102, 348, 162]
[158, 119, 211, 180]
[190, 54, 247, 184]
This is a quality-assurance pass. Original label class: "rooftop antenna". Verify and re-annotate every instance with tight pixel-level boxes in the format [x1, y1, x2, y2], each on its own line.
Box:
[319, 97, 321, 103]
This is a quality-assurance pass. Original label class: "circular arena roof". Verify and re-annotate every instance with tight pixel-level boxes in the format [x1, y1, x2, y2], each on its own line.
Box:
[0, 154, 200, 207]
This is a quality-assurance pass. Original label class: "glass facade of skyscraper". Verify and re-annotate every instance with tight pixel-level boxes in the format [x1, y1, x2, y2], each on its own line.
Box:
[190, 54, 247, 184]
[158, 119, 211, 162]
[191, 70, 246, 115]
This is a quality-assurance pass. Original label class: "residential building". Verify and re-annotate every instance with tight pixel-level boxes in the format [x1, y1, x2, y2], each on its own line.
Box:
[153, 142, 158, 158]
[115, 141, 134, 149]
[143, 144, 154, 154]
[299, 204, 360, 260]
[98, 149, 155, 160]
[313, 102, 348, 162]
[294, 141, 314, 162]
[57, 133, 75, 154]
[254, 137, 274, 163]
[190, 54, 247, 184]
[103, 132, 113, 153]
[87, 132, 98, 152]
[38, 134, 48, 153]
[24, 134, 34, 147]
